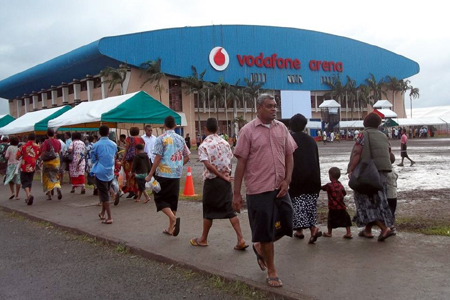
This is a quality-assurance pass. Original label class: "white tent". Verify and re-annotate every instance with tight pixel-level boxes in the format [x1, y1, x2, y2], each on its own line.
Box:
[396, 118, 447, 126]
[0, 106, 71, 135]
[48, 91, 185, 129]
[375, 109, 398, 118]
[373, 100, 393, 109]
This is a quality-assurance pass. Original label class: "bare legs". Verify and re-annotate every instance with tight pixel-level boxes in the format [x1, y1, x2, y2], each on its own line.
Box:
[9, 183, 20, 199]
[161, 207, 177, 234]
[101, 201, 112, 222]
[195, 216, 246, 247]
[254, 241, 282, 287]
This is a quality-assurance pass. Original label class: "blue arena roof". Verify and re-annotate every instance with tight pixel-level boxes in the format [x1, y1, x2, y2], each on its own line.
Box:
[0, 25, 420, 99]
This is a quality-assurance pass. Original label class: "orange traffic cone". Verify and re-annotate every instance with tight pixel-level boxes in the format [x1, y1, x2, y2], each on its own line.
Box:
[183, 166, 197, 196]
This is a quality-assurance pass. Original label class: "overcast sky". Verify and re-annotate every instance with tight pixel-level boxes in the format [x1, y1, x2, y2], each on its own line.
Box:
[0, 0, 448, 114]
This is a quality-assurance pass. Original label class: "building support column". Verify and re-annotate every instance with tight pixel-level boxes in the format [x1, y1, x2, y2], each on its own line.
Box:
[101, 76, 107, 99]
[32, 92, 38, 111]
[51, 86, 57, 107]
[86, 75, 94, 101]
[61, 82, 69, 104]
[73, 79, 81, 104]
[41, 89, 48, 109]
[23, 94, 29, 114]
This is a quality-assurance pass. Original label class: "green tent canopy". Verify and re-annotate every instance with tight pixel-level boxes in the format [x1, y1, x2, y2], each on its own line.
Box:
[0, 106, 71, 135]
[0, 114, 15, 128]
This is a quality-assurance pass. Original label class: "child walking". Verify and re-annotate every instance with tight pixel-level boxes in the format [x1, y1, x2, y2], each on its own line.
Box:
[132, 143, 151, 203]
[386, 153, 398, 233]
[321, 167, 353, 239]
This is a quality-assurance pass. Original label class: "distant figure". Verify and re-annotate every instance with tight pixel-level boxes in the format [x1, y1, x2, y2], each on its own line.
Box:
[5, 136, 21, 200]
[185, 133, 191, 150]
[321, 167, 352, 239]
[91, 125, 117, 224]
[398, 128, 415, 167]
[386, 153, 399, 233]
[16, 133, 40, 205]
[132, 143, 151, 203]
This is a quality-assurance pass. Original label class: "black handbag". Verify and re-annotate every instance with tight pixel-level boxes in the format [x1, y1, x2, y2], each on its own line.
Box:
[348, 131, 383, 195]
[63, 151, 73, 163]
[42, 140, 57, 162]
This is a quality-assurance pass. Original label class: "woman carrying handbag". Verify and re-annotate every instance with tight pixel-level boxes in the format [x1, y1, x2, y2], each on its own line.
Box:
[347, 113, 395, 242]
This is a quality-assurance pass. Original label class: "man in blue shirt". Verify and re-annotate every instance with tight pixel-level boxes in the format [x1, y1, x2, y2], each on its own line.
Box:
[91, 125, 117, 224]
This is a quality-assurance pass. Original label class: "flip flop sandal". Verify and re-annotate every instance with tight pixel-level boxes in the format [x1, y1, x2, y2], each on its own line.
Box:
[102, 219, 113, 224]
[358, 230, 374, 239]
[252, 244, 266, 271]
[308, 230, 323, 244]
[57, 189, 62, 200]
[266, 277, 283, 288]
[27, 195, 34, 206]
[172, 217, 181, 237]
[343, 235, 353, 239]
[98, 213, 105, 220]
[378, 230, 395, 242]
[190, 238, 208, 247]
[234, 243, 249, 251]
[162, 229, 173, 236]
[323, 233, 332, 237]
[8, 195, 15, 200]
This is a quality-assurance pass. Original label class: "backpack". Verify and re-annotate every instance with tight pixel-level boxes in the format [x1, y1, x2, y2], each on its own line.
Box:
[0, 143, 9, 164]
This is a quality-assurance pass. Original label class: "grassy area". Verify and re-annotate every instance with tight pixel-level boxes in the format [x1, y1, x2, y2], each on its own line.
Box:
[396, 216, 450, 237]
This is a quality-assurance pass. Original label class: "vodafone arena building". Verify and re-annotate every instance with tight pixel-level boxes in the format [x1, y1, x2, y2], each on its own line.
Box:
[0, 25, 419, 137]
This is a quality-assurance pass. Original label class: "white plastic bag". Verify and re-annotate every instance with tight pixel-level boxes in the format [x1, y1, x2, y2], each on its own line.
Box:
[145, 176, 161, 193]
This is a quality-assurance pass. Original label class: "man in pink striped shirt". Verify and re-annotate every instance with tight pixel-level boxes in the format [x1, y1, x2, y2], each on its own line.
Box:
[233, 93, 297, 288]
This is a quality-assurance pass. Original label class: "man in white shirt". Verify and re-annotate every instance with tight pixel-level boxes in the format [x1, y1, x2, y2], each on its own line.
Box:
[142, 125, 157, 167]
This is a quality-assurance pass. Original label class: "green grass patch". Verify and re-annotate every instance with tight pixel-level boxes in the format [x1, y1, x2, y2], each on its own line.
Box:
[207, 275, 269, 300]
[396, 216, 450, 236]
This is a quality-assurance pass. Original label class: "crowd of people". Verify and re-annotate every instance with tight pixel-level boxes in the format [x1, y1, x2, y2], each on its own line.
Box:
[1, 95, 409, 289]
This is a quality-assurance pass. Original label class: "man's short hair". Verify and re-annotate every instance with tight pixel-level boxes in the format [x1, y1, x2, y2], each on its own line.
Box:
[120, 134, 126, 139]
[136, 143, 144, 151]
[256, 93, 275, 106]
[145, 124, 152, 130]
[28, 133, 36, 141]
[88, 136, 95, 142]
[72, 132, 82, 140]
[47, 128, 55, 137]
[64, 132, 72, 138]
[289, 113, 308, 132]
[205, 118, 218, 133]
[9, 136, 19, 146]
[164, 116, 176, 129]
[99, 125, 109, 137]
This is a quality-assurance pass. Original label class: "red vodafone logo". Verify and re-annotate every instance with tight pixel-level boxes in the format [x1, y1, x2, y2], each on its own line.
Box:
[209, 47, 229, 71]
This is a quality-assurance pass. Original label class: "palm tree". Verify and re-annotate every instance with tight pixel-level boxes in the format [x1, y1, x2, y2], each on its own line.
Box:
[99, 65, 128, 95]
[140, 58, 165, 102]
[386, 76, 403, 111]
[399, 79, 411, 117]
[344, 76, 358, 120]
[207, 78, 230, 133]
[181, 66, 207, 136]
[356, 84, 371, 118]
[409, 86, 420, 118]
[226, 80, 244, 134]
[243, 78, 264, 120]
[365, 73, 387, 105]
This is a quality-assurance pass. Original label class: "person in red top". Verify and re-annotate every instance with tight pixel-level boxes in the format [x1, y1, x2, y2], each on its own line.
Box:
[40, 128, 63, 200]
[398, 128, 415, 167]
[121, 127, 145, 199]
[321, 167, 352, 239]
[16, 133, 40, 205]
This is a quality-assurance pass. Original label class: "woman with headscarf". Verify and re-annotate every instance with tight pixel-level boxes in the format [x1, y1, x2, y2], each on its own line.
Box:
[347, 113, 395, 242]
[289, 114, 322, 244]
[121, 127, 145, 199]
[40, 129, 62, 200]
[68, 132, 86, 194]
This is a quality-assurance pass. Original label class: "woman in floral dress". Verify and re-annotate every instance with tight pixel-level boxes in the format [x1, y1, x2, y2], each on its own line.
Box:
[68, 132, 86, 194]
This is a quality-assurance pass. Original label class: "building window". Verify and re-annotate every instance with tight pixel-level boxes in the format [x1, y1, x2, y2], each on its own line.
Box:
[57, 88, 62, 98]
[47, 91, 52, 99]
[68, 85, 74, 95]
[81, 81, 87, 91]
[169, 80, 183, 111]
[38, 94, 42, 102]
[94, 77, 101, 89]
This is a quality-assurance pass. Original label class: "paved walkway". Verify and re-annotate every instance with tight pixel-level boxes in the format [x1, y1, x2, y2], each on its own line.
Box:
[1, 181, 449, 300]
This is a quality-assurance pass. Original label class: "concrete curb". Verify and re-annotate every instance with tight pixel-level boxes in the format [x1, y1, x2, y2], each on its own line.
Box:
[1, 205, 313, 300]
